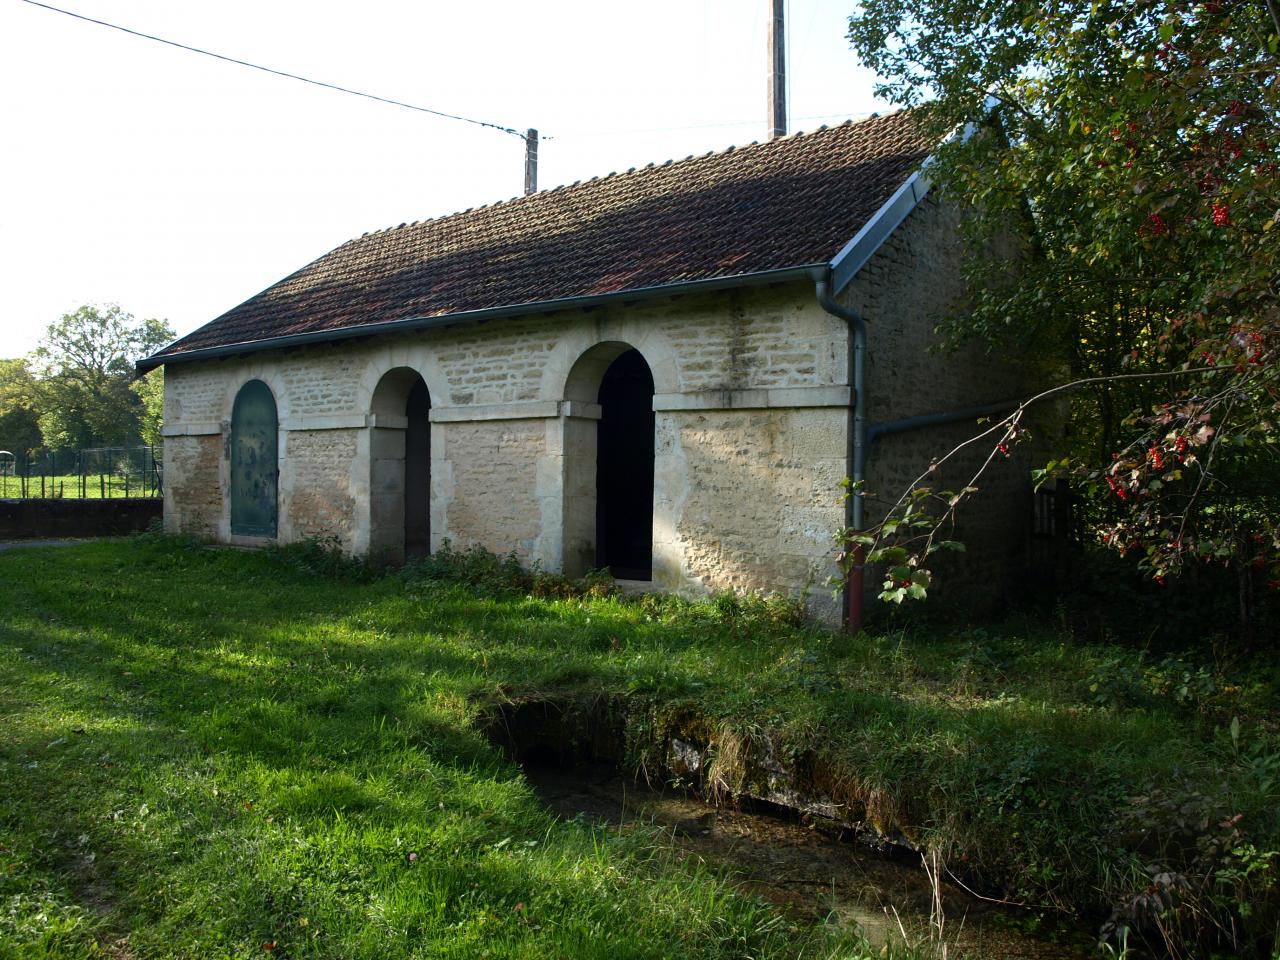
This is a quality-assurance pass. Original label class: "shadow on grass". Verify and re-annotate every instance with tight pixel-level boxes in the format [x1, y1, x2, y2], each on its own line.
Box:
[2, 538, 1259, 957]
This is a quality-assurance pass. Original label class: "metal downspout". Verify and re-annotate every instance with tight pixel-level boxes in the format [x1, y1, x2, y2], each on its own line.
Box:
[815, 278, 868, 633]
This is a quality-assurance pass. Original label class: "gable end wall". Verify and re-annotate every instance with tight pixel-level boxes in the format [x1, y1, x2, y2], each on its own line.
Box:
[162, 193, 1048, 623]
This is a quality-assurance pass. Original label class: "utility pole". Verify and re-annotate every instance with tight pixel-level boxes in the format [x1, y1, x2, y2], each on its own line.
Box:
[767, 0, 786, 140]
[524, 128, 538, 196]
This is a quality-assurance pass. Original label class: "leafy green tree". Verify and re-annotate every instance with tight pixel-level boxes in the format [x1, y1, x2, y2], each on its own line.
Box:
[131, 368, 165, 448]
[31, 305, 175, 450]
[0, 358, 42, 457]
[840, 0, 1279, 631]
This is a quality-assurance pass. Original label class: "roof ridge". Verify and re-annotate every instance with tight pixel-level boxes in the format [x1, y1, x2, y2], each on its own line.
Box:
[353, 108, 909, 243]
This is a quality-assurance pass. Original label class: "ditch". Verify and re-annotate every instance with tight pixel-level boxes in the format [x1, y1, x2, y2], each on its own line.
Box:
[478, 694, 1101, 959]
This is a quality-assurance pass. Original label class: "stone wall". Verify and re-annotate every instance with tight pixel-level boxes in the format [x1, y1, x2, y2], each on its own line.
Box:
[658, 406, 848, 622]
[841, 195, 1052, 609]
[162, 433, 222, 538]
[161, 192, 1041, 623]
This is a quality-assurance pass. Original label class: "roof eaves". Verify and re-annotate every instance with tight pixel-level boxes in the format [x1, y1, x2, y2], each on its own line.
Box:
[137, 263, 827, 374]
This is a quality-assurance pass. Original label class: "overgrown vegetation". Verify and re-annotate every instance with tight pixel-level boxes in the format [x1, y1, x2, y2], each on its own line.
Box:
[2, 539, 1277, 957]
[840, 0, 1280, 637]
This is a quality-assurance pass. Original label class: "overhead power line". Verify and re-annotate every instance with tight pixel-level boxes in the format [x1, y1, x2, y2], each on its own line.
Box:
[17, 0, 525, 137]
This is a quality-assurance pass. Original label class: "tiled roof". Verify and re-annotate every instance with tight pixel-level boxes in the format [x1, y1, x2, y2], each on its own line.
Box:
[154, 110, 931, 362]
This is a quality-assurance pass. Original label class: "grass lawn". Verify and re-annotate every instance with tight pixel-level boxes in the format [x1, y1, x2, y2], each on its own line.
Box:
[1, 538, 1276, 958]
[0, 475, 160, 500]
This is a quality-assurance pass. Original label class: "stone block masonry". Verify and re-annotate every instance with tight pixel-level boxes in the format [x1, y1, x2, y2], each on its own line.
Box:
[841, 195, 1054, 610]
[161, 196, 1044, 625]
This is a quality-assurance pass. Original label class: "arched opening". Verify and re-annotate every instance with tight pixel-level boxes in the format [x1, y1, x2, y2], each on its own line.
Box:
[596, 349, 655, 579]
[230, 379, 278, 537]
[404, 378, 431, 558]
[562, 343, 655, 580]
[369, 367, 431, 563]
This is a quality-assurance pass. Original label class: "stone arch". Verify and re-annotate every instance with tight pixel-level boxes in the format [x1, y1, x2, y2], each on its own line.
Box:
[355, 346, 447, 415]
[368, 366, 432, 563]
[561, 341, 656, 580]
[218, 361, 291, 425]
[229, 379, 279, 537]
[542, 324, 678, 403]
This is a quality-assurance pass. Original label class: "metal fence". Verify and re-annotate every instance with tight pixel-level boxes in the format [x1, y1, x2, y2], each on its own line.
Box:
[0, 446, 163, 499]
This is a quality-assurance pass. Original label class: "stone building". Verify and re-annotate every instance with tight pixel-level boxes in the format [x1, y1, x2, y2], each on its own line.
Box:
[140, 111, 1043, 624]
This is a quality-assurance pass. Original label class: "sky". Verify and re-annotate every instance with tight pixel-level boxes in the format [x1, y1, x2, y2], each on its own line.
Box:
[0, 0, 888, 360]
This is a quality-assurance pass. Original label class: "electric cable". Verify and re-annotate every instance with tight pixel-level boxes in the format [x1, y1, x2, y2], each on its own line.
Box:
[16, 0, 525, 137]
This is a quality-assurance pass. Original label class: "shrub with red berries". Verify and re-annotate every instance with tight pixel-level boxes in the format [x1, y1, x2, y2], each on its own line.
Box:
[845, 0, 1280, 642]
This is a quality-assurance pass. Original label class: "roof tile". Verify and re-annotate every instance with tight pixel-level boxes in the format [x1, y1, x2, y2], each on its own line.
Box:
[157, 110, 930, 359]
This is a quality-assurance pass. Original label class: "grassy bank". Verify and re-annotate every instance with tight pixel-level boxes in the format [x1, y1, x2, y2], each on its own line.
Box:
[1, 538, 1276, 958]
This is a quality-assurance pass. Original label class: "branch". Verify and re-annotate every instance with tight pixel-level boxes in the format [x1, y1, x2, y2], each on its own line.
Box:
[869, 365, 1236, 531]
[1264, 0, 1280, 47]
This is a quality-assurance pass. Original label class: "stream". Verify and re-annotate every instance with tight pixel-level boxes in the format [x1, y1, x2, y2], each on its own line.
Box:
[523, 760, 1101, 959]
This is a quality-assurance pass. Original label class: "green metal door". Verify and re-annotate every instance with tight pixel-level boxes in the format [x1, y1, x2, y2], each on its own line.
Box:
[230, 380, 278, 537]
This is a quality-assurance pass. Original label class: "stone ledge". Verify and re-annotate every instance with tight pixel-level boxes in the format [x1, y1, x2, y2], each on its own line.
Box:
[431, 400, 603, 423]
[161, 422, 222, 437]
[652, 385, 851, 412]
[282, 415, 369, 431]
[432, 401, 560, 423]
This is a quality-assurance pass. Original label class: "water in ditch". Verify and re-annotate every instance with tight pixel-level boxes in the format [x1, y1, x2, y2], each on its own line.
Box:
[523, 760, 1100, 960]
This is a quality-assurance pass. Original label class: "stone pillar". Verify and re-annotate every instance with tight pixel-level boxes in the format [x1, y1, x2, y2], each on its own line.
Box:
[558, 400, 602, 578]
[368, 414, 407, 563]
[651, 410, 687, 590]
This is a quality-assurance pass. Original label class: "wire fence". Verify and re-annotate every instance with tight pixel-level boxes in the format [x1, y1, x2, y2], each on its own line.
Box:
[0, 446, 163, 499]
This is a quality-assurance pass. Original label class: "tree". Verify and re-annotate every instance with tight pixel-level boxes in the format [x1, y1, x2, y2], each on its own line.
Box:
[30, 305, 174, 450]
[840, 0, 1279, 632]
[0, 358, 42, 457]
[131, 368, 165, 448]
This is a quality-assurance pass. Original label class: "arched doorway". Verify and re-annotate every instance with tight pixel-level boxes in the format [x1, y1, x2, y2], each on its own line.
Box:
[369, 367, 431, 562]
[596, 350, 655, 579]
[404, 378, 431, 558]
[562, 343, 655, 580]
[230, 379, 278, 537]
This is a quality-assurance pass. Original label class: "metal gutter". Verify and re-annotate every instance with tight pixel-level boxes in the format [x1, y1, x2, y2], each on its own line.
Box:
[868, 398, 1022, 443]
[814, 277, 868, 633]
[828, 94, 1000, 298]
[136, 263, 827, 374]
[828, 170, 934, 295]
[812, 291, 1020, 635]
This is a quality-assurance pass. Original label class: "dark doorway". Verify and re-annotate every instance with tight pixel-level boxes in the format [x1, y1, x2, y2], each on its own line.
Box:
[596, 349, 655, 579]
[404, 378, 431, 559]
